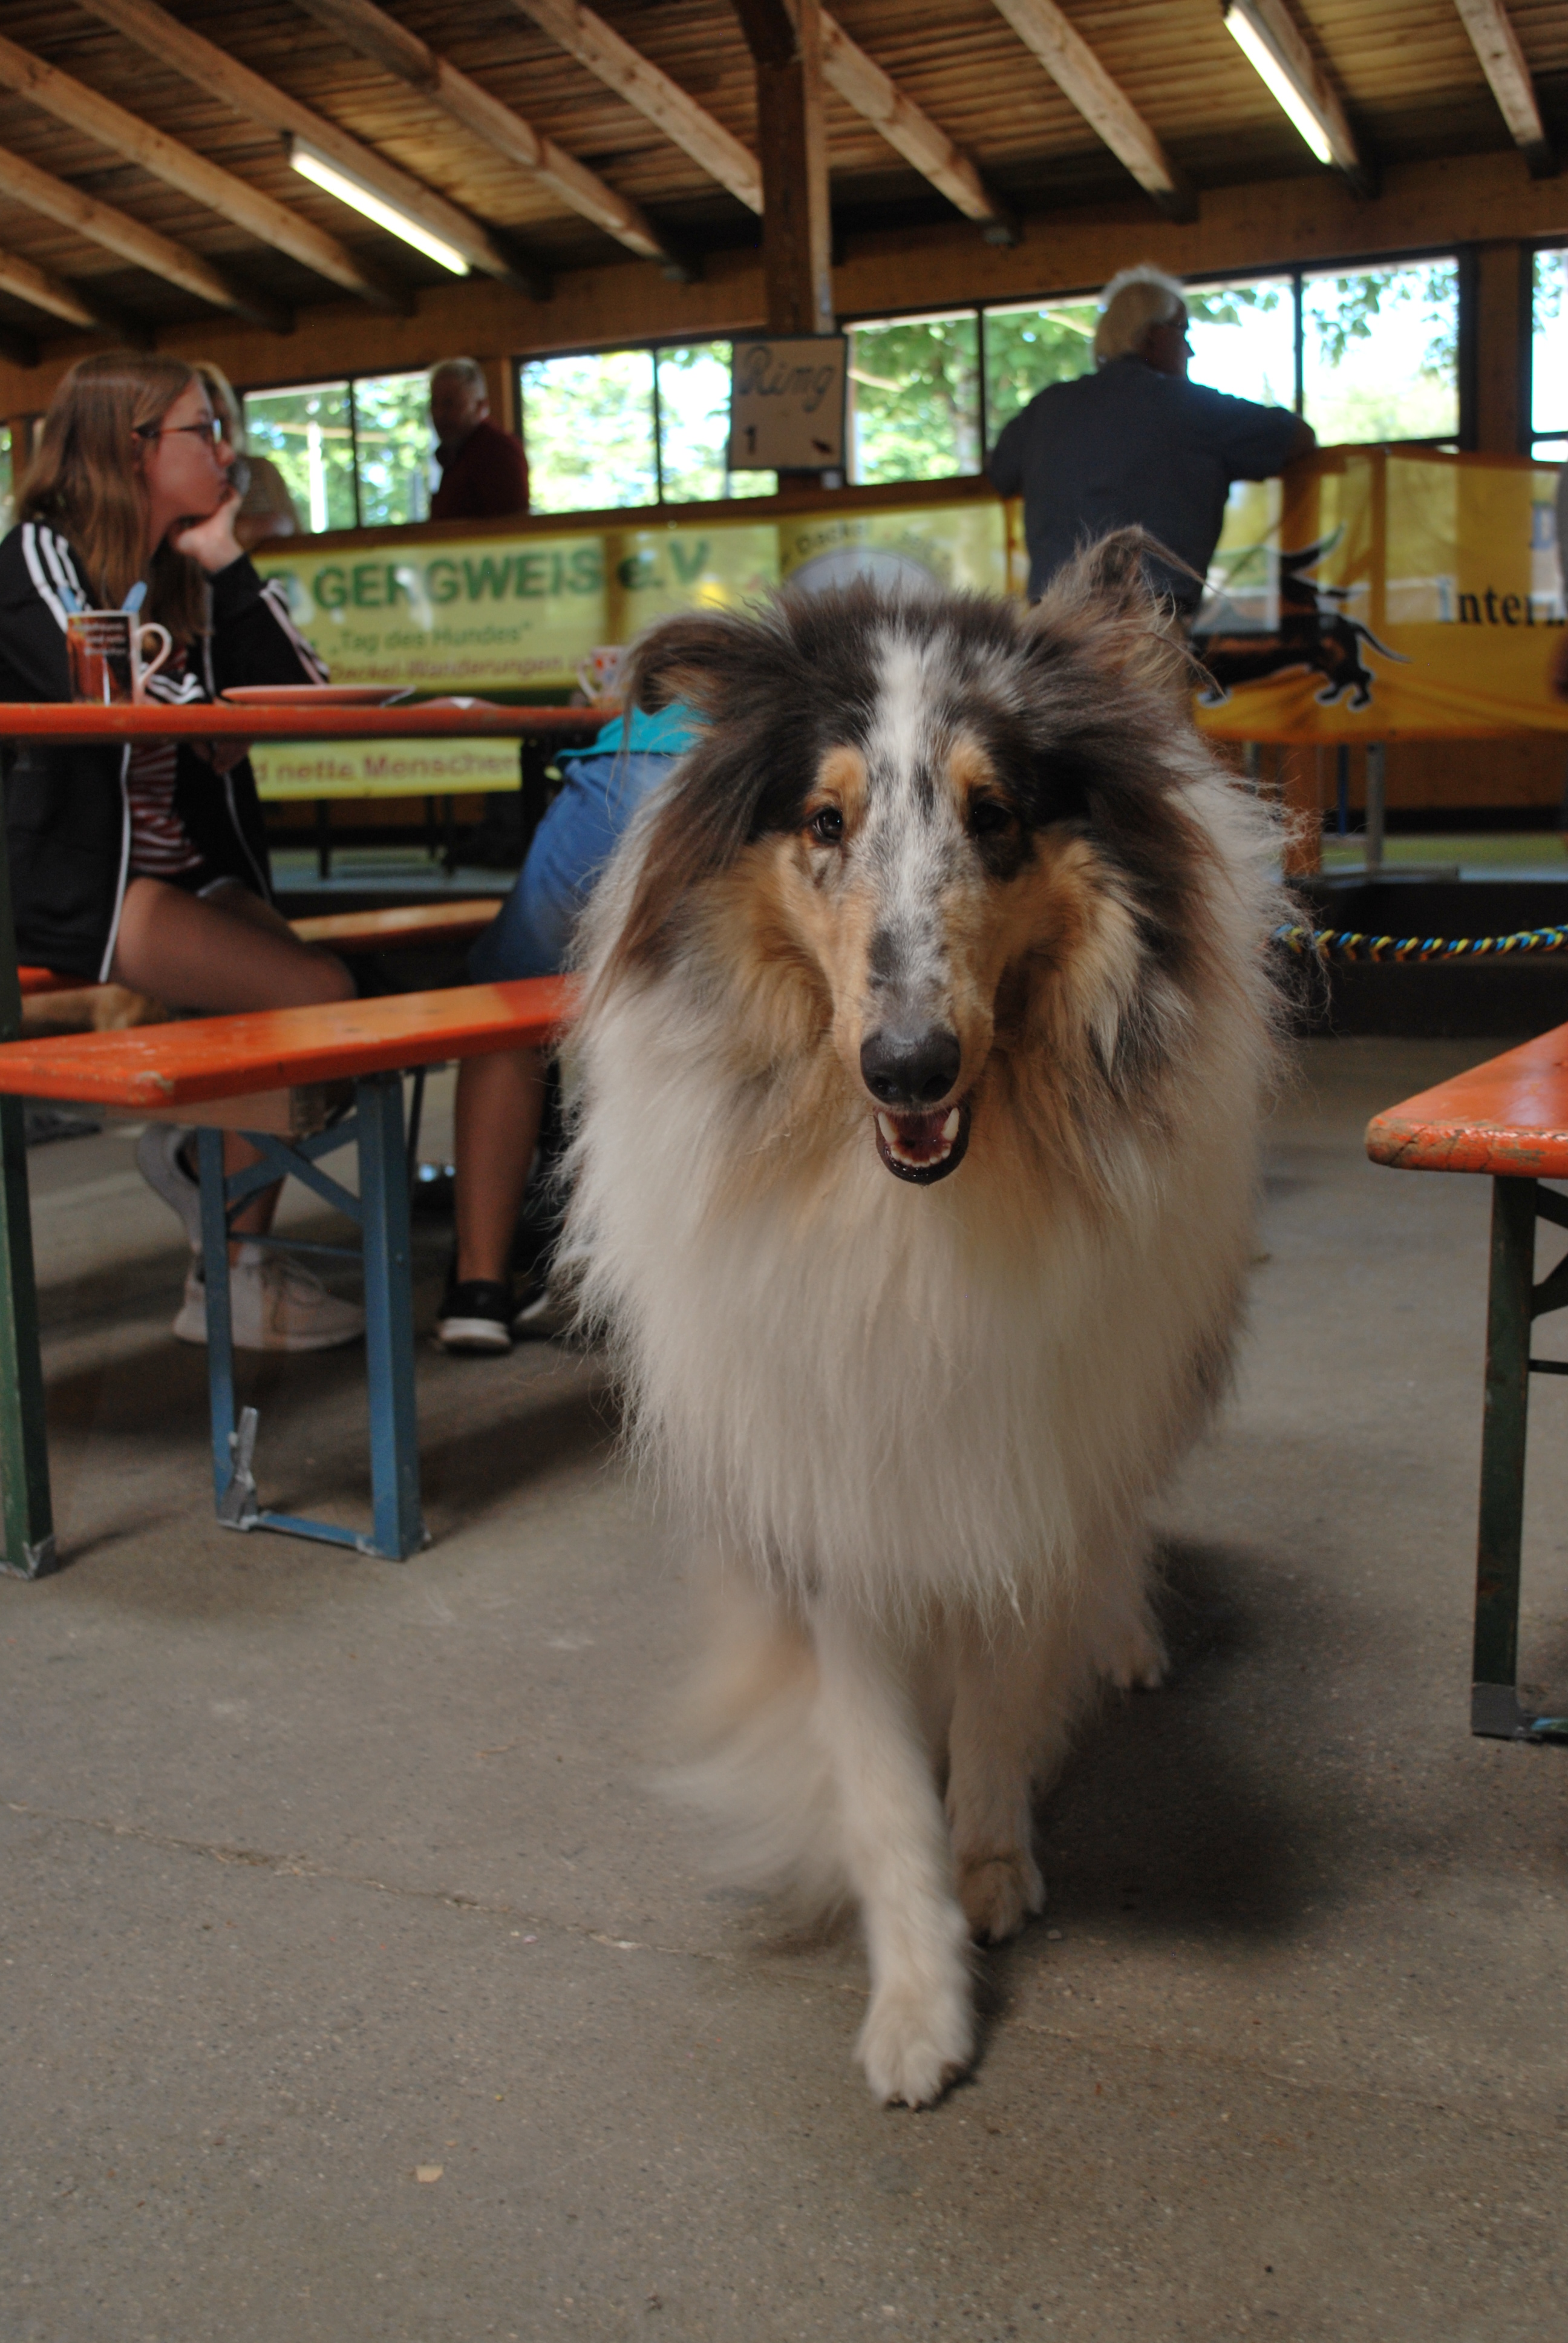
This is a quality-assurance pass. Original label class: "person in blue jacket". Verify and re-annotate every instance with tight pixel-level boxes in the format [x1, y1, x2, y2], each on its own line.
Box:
[436, 698, 698, 1353]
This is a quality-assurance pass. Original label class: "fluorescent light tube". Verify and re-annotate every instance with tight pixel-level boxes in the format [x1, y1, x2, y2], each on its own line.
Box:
[288, 138, 471, 275]
[1223, 1, 1336, 166]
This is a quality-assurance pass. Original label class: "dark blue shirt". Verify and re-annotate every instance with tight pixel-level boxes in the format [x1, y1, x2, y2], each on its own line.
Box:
[988, 358, 1303, 609]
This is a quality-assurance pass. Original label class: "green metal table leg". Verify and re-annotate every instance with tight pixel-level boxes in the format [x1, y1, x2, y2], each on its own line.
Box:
[1474, 1177, 1541, 1736]
[0, 799, 55, 1579]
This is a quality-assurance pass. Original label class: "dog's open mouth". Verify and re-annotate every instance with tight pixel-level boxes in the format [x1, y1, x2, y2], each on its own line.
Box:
[872, 1098, 972, 1184]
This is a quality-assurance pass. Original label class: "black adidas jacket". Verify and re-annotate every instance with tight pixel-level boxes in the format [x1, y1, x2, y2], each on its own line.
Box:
[0, 520, 328, 981]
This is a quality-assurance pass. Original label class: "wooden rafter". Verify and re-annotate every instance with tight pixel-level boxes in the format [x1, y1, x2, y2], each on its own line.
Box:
[1454, 0, 1555, 177]
[987, 0, 1194, 219]
[0, 138, 291, 330]
[508, 0, 762, 214]
[0, 31, 405, 310]
[292, 0, 671, 264]
[71, 0, 540, 295]
[1224, 0, 1368, 192]
[817, 11, 1013, 237]
[0, 246, 106, 332]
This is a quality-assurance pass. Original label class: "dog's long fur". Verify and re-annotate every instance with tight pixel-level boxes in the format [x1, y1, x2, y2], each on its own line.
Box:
[565, 536, 1282, 2106]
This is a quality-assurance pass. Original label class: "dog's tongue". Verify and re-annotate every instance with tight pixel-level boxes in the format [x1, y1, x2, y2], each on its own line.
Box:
[872, 1100, 970, 1185]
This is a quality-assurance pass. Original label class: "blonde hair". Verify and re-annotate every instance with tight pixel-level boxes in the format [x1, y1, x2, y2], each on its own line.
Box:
[1094, 266, 1186, 367]
[192, 359, 245, 453]
[19, 350, 209, 644]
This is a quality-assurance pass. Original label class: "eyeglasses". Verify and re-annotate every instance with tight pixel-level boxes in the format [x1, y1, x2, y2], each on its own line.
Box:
[136, 415, 226, 447]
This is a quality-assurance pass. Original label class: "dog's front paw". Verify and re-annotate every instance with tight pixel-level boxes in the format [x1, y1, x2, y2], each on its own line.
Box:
[958, 1849, 1045, 1944]
[857, 1975, 974, 2108]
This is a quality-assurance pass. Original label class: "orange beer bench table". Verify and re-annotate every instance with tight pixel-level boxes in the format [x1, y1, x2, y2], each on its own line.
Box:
[0, 979, 572, 1563]
[18, 899, 503, 1002]
[1367, 1026, 1568, 1742]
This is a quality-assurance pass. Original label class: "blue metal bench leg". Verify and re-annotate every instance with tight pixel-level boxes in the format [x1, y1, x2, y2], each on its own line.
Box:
[356, 1072, 425, 1561]
[198, 1127, 258, 1529]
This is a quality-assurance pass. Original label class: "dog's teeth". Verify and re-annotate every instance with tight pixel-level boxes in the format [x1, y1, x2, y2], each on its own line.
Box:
[877, 1114, 897, 1143]
[941, 1109, 960, 1141]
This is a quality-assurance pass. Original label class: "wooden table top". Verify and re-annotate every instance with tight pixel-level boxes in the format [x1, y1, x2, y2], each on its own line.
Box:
[0, 703, 615, 742]
[0, 977, 574, 1107]
[1366, 1024, 1568, 1177]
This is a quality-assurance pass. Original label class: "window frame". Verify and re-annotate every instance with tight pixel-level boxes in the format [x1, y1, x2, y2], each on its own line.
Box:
[513, 336, 767, 514]
[239, 366, 437, 531]
[1526, 240, 1568, 459]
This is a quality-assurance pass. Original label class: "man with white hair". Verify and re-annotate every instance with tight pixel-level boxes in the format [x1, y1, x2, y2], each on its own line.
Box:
[989, 264, 1314, 614]
[429, 356, 528, 522]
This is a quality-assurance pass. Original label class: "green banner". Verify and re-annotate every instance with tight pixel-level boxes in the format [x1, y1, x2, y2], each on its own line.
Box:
[256, 503, 1010, 698]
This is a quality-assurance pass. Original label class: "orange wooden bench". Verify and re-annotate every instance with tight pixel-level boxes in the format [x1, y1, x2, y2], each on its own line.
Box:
[17, 898, 502, 1003]
[0, 977, 572, 1562]
[1368, 1025, 1568, 1743]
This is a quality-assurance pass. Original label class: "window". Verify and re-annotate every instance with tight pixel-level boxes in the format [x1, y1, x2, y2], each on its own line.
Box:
[241, 370, 435, 531]
[846, 311, 981, 485]
[1531, 246, 1568, 460]
[1300, 261, 1460, 444]
[518, 341, 776, 513]
[1185, 277, 1296, 409]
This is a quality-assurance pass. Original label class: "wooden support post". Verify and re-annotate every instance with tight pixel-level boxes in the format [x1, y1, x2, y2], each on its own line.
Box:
[1474, 240, 1527, 455]
[733, 0, 834, 339]
[1278, 743, 1322, 878]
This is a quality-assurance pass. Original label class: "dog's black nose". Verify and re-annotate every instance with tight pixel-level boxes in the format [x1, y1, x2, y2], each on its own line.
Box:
[860, 1026, 962, 1109]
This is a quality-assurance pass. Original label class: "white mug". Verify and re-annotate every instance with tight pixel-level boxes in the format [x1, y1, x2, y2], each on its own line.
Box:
[66, 609, 174, 706]
[575, 643, 625, 706]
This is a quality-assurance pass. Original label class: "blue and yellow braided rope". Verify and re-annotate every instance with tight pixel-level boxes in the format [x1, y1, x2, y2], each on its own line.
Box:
[1274, 922, 1568, 965]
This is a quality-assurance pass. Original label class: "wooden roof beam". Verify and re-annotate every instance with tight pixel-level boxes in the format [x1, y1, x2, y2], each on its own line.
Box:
[508, 0, 762, 214]
[0, 139, 291, 330]
[0, 30, 406, 310]
[1454, 0, 1555, 177]
[818, 10, 1016, 241]
[988, 0, 1195, 220]
[292, 0, 676, 267]
[732, 0, 834, 341]
[0, 245, 123, 335]
[71, 0, 544, 298]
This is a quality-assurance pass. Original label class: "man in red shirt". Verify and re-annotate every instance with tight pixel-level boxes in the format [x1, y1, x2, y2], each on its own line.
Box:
[429, 358, 528, 522]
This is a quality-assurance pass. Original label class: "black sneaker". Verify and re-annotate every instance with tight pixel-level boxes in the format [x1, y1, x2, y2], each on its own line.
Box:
[435, 1277, 513, 1354]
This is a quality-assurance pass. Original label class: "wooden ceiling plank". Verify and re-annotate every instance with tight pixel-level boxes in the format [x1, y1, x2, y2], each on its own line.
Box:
[986, 0, 1195, 218]
[508, 0, 763, 212]
[0, 28, 404, 309]
[72, 0, 538, 291]
[0, 137, 290, 330]
[292, 0, 670, 262]
[1454, 0, 1555, 174]
[817, 9, 1014, 237]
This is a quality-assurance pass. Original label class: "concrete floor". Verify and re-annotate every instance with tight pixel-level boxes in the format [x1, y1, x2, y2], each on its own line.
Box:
[5, 1041, 1568, 2342]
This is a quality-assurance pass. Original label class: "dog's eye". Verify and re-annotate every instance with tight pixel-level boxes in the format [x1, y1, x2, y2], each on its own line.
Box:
[808, 804, 844, 844]
[968, 798, 1016, 839]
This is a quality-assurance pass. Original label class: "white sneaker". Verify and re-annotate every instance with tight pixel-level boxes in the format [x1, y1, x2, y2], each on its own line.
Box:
[137, 1123, 203, 1251]
[172, 1253, 365, 1352]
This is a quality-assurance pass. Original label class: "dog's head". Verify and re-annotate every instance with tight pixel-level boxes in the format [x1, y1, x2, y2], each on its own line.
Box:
[603, 534, 1224, 1188]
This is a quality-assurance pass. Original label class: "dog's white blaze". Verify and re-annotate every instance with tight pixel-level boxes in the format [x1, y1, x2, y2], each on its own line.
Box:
[859, 629, 964, 1005]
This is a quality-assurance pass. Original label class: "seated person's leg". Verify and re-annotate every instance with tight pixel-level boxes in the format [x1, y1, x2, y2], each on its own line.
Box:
[440, 750, 671, 1353]
[114, 878, 362, 1352]
[111, 876, 353, 1011]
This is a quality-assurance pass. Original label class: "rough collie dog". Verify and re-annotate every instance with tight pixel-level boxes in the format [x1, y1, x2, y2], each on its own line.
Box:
[565, 534, 1280, 2107]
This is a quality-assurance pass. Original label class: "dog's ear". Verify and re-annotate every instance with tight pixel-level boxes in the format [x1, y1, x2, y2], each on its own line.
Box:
[1028, 526, 1197, 693]
[629, 611, 755, 718]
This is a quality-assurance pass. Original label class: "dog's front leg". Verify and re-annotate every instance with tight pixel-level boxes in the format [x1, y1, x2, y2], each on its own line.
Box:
[947, 1613, 1071, 1945]
[812, 1603, 973, 2108]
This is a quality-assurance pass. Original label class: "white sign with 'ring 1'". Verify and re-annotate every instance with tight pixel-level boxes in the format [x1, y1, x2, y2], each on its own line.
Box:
[728, 336, 848, 471]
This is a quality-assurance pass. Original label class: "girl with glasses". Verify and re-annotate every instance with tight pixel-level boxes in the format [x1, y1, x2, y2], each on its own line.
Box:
[0, 350, 363, 1352]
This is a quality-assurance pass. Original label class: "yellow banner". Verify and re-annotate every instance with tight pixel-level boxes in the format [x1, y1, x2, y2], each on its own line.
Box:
[250, 738, 522, 799]
[254, 459, 1567, 746]
[1195, 448, 1568, 739]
